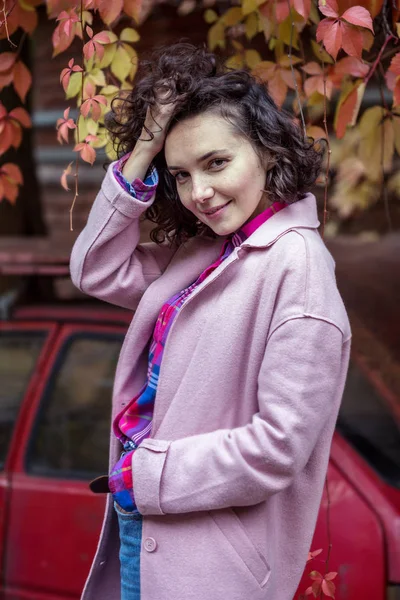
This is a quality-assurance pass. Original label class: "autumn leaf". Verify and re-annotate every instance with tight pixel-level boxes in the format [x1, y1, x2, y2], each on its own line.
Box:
[302, 62, 334, 98]
[83, 26, 113, 62]
[305, 570, 337, 599]
[61, 161, 74, 191]
[316, 0, 373, 60]
[52, 8, 80, 56]
[74, 134, 98, 164]
[386, 53, 400, 106]
[0, 163, 23, 204]
[204, 8, 218, 23]
[13, 60, 32, 102]
[334, 79, 365, 138]
[60, 58, 83, 93]
[56, 107, 76, 143]
[97, 0, 123, 25]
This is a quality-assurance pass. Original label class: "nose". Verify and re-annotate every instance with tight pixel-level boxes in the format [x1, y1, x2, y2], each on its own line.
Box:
[191, 175, 214, 204]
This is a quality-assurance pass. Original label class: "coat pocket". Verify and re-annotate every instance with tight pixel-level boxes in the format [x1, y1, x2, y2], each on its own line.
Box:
[209, 508, 271, 588]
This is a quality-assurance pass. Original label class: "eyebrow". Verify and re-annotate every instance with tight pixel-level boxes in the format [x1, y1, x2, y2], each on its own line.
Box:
[167, 149, 229, 171]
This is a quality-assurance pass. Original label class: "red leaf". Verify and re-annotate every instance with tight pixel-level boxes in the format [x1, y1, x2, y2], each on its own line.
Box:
[0, 123, 14, 154]
[325, 571, 338, 581]
[86, 25, 94, 38]
[341, 5, 374, 31]
[13, 61, 32, 102]
[321, 578, 336, 598]
[341, 21, 363, 58]
[2, 176, 18, 204]
[318, 0, 339, 18]
[10, 121, 22, 148]
[389, 52, 400, 75]
[393, 80, 400, 106]
[0, 52, 17, 72]
[293, 0, 311, 19]
[9, 107, 31, 128]
[317, 19, 342, 60]
[335, 56, 369, 77]
[2, 163, 23, 184]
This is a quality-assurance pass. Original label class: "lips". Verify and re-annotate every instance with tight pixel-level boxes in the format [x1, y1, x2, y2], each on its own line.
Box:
[202, 200, 232, 216]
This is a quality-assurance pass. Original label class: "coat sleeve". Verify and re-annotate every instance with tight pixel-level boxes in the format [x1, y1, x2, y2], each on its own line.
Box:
[69, 163, 177, 310]
[131, 315, 348, 515]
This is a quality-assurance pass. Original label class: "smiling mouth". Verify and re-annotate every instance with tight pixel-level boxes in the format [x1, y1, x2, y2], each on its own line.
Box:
[202, 200, 232, 216]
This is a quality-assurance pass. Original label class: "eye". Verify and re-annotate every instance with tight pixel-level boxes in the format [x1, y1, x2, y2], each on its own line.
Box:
[173, 171, 189, 183]
[209, 158, 227, 169]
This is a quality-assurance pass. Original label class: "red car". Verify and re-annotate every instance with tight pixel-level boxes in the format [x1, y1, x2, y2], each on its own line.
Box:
[0, 252, 399, 599]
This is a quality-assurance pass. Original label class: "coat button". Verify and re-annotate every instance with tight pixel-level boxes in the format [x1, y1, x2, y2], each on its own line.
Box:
[144, 537, 157, 552]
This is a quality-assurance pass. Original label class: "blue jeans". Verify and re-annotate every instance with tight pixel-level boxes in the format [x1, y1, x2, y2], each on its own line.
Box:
[114, 502, 143, 600]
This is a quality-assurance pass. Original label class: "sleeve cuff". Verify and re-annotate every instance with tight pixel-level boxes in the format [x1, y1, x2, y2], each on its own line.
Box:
[131, 439, 171, 516]
[114, 153, 158, 202]
[101, 162, 156, 219]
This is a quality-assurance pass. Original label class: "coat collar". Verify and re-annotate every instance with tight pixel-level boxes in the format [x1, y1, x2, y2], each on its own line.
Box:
[240, 193, 320, 249]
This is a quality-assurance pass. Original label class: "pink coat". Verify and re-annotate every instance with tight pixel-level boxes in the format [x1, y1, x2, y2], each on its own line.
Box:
[70, 165, 351, 600]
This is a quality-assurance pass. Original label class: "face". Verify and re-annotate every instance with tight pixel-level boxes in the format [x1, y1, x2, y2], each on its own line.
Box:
[164, 112, 270, 236]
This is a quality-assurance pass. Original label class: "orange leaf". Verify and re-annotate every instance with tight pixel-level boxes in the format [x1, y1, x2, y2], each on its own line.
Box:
[9, 107, 31, 128]
[302, 61, 323, 75]
[2, 163, 23, 184]
[341, 5, 374, 31]
[13, 61, 32, 102]
[124, 0, 142, 22]
[1, 176, 19, 204]
[61, 161, 73, 191]
[0, 52, 16, 72]
[334, 80, 365, 137]
[80, 143, 96, 164]
[98, 0, 123, 24]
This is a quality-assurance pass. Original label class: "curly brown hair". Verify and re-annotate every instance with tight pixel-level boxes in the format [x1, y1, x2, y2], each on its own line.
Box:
[105, 42, 324, 245]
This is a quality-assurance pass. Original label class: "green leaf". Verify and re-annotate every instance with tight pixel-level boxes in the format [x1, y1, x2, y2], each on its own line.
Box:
[208, 21, 226, 51]
[87, 67, 106, 86]
[245, 49, 262, 69]
[226, 54, 245, 69]
[245, 13, 259, 39]
[66, 71, 83, 100]
[111, 46, 132, 82]
[222, 7, 243, 26]
[98, 44, 117, 69]
[120, 27, 140, 42]
[242, 0, 258, 16]
[204, 8, 218, 23]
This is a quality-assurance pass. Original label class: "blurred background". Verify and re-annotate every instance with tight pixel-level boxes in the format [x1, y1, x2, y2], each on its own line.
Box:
[0, 1, 399, 599]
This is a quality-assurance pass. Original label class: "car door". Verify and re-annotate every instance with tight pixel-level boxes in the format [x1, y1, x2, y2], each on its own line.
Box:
[3, 323, 125, 600]
[0, 322, 58, 593]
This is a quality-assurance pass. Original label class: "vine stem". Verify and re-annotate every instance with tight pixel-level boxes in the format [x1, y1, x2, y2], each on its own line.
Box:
[69, 0, 85, 232]
[320, 56, 330, 238]
[1, 0, 17, 46]
[365, 33, 395, 86]
[285, 0, 306, 136]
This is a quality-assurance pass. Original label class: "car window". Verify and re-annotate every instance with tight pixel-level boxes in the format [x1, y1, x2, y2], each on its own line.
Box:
[27, 333, 123, 479]
[337, 360, 400, 488]
[0, 331, 46, 469]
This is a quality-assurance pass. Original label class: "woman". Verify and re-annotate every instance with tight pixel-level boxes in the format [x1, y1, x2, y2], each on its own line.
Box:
[70, 43, 351, 600]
